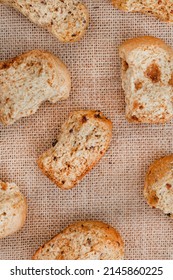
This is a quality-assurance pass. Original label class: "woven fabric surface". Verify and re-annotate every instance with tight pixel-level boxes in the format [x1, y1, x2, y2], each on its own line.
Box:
[0, 0, 173, 260]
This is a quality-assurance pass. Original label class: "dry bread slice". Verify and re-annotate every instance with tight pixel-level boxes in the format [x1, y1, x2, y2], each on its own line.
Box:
[38, 110, 112, 190]
[32, 220, 124, 260]
[112, 0, 173, 23]
[0, 50, 71, 125]
[0, 0, 89, 43]
[144, 155, 173, 218]
[119, 36, 173, 124]
[0, 181, 27, 238]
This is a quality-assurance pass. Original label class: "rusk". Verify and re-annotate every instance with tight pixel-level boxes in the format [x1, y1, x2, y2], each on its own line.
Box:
[33, 221, 124, 260]
[0, 50, 71, 125]
[38, 110, 112, 190]
[0, 0, 89, 42]
[0, 181, 27, 238]
[119, 36, 173, 123]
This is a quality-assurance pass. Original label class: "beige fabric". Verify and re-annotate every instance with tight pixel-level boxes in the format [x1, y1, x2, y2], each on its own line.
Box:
[0, 0, 173, 260]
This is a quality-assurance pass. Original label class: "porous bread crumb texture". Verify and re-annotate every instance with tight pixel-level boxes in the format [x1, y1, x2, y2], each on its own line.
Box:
[112, 0, 173, 23]
[144, 155, 173, 218]
[32, 221, 124, 260]
[0, 0, 89, 42]
[0, 181, 27, 239]
[38, 110, 112, 190]
[119, 36, 173, 124]
[0, 50, 71, 125]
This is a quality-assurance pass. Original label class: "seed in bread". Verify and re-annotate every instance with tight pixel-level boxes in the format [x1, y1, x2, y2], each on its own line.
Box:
[32, 220, 124, 260]
[0, 181, 27, 239]
[144, 155, 173, 218]
[38, 110, 112, 190]
[0, 50, 71, 125]
[119, 36, 173, 124]
[0, 0, 89, 43]
[112, 0, 173, 23]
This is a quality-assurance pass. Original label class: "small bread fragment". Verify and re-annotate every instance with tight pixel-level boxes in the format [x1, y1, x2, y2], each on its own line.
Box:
[144, 155, 173, 218]
[119, 36, 173, 124]
[112, 0, 173, 23]
[0, 50, 71, 125]
[32, 220, 124, 260]
[38, 110, 112, 190]
[0, 181, 27, 239]
[0, 0, 89, 43]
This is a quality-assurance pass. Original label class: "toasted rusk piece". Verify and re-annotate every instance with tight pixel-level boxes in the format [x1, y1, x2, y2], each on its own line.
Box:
[0, 181, 27, 238]
[32, 220, 124, 260]
[112, 0, 173, 23]
[0, 0, 89, 42]
[38, 110, 112, 190]
[0, 50, 71, 125]
[144, 154, 173, 218]
[119, 36, 173, 123]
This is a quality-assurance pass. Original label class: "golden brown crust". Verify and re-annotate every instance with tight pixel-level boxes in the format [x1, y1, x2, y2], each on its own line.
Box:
[112, 0, 127, 10]
[144, 155, 173, 195]
[112, 0, 173, 23]
[144, 155, 173, 217]
[37, 110, 113, 190]
[37, 158, 106, 190]
[119, 36, 173, 60]
[32, 220, 124, 260]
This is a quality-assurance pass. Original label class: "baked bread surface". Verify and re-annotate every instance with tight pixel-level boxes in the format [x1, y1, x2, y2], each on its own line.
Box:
[119, 36, 173, 123]
[0, 50, 71, 125]
[38, 110, 112, 190]
[0, 0, 89, 42]
[32, 220, 124, 260]
[112, 0, 173, 23]
[0, 181, 27, 238]
[144, 154, 173, 218]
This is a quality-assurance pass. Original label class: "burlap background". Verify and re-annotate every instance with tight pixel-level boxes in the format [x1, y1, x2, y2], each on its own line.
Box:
[0, 0, 173, 260]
